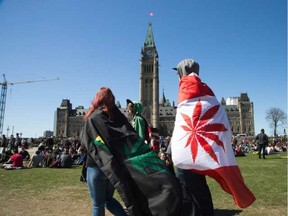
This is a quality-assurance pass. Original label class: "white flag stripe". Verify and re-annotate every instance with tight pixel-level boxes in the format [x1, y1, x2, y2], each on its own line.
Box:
[171, 96, 236, 170]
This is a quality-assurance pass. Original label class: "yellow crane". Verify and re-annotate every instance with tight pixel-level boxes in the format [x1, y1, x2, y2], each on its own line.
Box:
[0, 74, 59, 136]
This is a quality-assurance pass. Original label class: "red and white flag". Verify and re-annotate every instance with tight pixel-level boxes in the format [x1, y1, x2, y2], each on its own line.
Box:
[171, 73, 256, 208]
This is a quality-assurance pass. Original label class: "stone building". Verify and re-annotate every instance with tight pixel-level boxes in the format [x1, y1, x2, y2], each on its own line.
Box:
[54, 99, 85, 138]
[221, 93, 255, 136]
[54, 23, 254, 138]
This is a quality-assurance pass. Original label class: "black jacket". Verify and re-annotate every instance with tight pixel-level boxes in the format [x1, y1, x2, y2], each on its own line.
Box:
[80, 105, 182, 216]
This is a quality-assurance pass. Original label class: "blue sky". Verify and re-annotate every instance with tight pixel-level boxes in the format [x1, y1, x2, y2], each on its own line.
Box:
[0, 0, 286, 138]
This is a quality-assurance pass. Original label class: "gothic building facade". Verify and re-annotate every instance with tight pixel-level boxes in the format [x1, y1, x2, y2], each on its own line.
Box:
[54, 99, 86, 138]
[221, 93, 255, 136]
[54, 23, 254, 138]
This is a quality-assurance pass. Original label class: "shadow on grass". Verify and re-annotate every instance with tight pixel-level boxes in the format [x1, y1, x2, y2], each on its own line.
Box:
[214, 209, 242, 216]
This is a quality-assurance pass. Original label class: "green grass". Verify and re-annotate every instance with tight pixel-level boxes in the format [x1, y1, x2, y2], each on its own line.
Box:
[0, 152, 287, 216]
[209, 152, 287, 216]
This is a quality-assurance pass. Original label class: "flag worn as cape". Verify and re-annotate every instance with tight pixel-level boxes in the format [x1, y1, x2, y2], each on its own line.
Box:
[171, 74, 256, 208]
[81, 105, 182, 216]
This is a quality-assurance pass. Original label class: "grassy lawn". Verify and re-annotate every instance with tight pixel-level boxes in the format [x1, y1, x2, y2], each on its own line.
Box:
[209, 152, 287, 216]
[0, 152, 287, 216]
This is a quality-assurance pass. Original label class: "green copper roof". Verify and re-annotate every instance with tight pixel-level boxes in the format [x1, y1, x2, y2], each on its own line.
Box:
[144, 23, 155, 47]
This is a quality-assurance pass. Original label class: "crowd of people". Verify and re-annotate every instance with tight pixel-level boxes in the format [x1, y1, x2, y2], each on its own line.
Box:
[0, 128, 175, 172]
[0, 58, 285, 215]
[0, 135, 86, 170]
[231, 133, 287, 157]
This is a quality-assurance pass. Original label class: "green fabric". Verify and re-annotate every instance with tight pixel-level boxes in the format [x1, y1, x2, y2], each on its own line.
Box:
[130, 101, 146, 140]
[81, 105, 182, 216]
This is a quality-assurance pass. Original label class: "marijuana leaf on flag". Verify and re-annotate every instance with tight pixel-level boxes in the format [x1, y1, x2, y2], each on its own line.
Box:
[180, 99, 227, 164]
[171, 74, 256, 208]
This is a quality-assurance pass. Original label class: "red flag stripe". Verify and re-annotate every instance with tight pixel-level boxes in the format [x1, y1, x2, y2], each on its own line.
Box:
[178, 75, 214, 104]
[191, 166, 256, 208]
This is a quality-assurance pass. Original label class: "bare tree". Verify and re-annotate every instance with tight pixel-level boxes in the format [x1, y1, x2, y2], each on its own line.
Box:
[265, 107, 287, 137]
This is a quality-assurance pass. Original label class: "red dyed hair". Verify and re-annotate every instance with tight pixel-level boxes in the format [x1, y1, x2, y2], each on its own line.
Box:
[84, 87, 115, 120]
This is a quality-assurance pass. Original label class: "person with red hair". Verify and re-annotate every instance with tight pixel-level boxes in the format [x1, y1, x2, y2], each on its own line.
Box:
[81, 87, 127, 216]
[84, 87, 116, 121]
[81, 87, 182, 216]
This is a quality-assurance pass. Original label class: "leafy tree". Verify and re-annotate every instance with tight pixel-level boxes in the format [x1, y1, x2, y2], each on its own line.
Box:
[265, 107, 287, 137]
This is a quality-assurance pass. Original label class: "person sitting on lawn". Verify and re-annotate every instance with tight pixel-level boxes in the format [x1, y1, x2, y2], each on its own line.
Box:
[42, 147, 54, 167]
[20, 145, 31, 161]
[59, 147, 72, 168]
[0, 149, 12, 163]
[73, 145, 87, 165]
[48, 147, 62, 168]
[2, 148, 23, 170]
[28, 150, 44, 168]
[235, 144, 246, 157]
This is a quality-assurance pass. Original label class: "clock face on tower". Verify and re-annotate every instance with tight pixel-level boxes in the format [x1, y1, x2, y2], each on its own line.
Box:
[145, 50, 153, 58]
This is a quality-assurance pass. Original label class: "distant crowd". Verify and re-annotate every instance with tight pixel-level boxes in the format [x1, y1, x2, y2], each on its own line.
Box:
[0, 132, 287, 170]
[0, 132, 172, 170]
[231, 135, 287, 157]
[0, 133, 86, 170]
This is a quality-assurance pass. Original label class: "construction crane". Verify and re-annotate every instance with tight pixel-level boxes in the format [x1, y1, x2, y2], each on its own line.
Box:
[0, 74, 59, 136]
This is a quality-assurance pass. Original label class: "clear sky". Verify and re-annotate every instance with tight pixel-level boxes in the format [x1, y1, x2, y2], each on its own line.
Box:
[0, 0, 286, 138]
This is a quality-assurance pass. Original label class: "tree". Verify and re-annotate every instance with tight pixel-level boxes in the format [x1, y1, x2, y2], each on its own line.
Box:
[265, 107, 287, 137]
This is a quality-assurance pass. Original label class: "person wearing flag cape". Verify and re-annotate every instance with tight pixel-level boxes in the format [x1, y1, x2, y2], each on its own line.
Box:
[170, 59, 256, 213]
[80, 87, 182, 216]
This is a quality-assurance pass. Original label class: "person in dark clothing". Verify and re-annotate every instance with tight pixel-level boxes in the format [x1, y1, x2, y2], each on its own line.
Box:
[80, 87, 128, 216]
[45, 137, 54, 151]
[255, 129, 269, 159]
[176, 168, 214, 216]
[59, 147, 72, 168]
[1, 134, 7, 147]
[81, 87, 182, 216]
[166, 141, 207, 216]
[19, 146, 31, 161]
[28, 150, 44, 168]
[171, 59, 215, 216]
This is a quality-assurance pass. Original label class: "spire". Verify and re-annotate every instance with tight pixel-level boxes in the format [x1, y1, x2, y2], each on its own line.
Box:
[221, 97, 226, 105]
[144, 22, 155, 47]
[160, 89, 167, 106]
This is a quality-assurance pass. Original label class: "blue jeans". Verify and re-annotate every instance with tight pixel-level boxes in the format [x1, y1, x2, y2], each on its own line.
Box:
[87, 166, 127, 216]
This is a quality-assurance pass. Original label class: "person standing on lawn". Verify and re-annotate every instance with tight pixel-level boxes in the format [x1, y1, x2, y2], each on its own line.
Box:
[80, 87, 128, 216]
[255, 129, 269, 159]
[81, 87, 182, 216]
[170, 58, 256, 213]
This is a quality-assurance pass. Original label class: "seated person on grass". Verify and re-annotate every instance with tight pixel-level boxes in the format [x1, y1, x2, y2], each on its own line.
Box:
[28, 150, 44, 168]
[20, 146, 31, 161]
[2, 148, 23, 170]
[59, 147, 72, 168]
